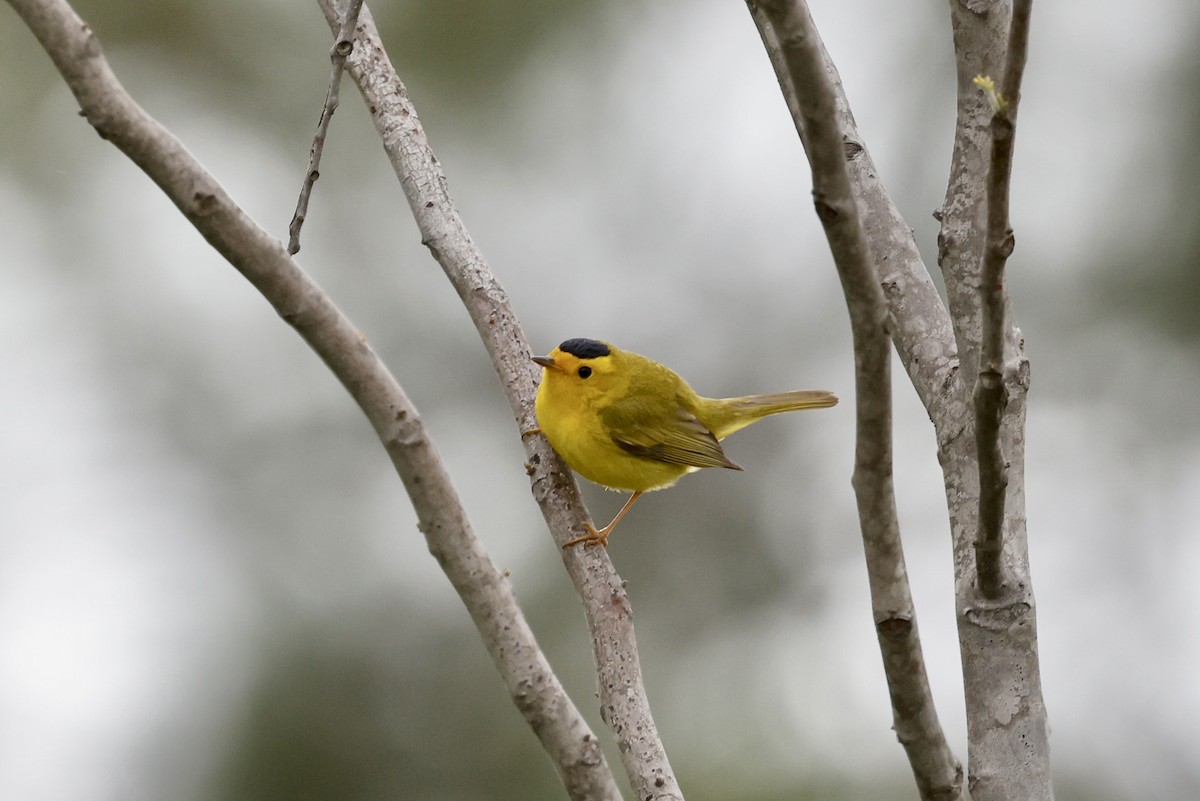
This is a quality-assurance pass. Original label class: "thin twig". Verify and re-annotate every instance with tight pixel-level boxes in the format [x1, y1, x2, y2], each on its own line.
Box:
[749, 2, 964, 800]
[7, 1, 621, 798]
[314, 1, 681, 798]
[286, 0, 364, 255]
[973, 0, 1032, 599]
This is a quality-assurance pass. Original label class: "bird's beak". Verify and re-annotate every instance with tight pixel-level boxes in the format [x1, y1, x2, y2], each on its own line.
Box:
[532, 354, 560, 371]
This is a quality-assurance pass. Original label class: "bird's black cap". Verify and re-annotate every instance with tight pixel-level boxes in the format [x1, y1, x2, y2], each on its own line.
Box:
[558, 338, 610, 359]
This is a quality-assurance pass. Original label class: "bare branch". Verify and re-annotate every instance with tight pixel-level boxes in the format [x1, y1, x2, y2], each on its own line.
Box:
[973, 0, 1032, 599]
[287, 0, 364, 255]
[749, 3, 962, 799]
[938, 0, 1011, 387]
[941, 3, 1052, 799]
[314, 1, 682, 797]
[746, 2, 961, 442]
[6, 1, 620, 798]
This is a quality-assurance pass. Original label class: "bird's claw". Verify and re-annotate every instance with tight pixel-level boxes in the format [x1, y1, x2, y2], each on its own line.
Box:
[562, 523, 609, 549]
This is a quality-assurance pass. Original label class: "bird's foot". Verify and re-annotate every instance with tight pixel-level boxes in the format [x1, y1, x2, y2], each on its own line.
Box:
[562, 522, 610, 549]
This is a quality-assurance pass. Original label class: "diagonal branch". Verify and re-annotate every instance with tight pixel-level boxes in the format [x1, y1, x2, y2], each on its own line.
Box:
[314, 1, 681, 797]
[972, 0, 1032, 599]
[749, 3, 963, 799]
[747, 2, 961, 439]
[287, 0, 364, 254]
[6, 1, 620, 798]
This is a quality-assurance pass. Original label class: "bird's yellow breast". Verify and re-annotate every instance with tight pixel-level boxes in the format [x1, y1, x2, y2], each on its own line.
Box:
[534, 353, 692, 493]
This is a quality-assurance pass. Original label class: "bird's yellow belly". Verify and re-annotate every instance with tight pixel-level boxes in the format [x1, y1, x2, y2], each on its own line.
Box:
[536, 400, 689, 493]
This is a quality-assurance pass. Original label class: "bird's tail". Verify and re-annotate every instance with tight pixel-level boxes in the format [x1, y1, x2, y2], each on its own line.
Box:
[707, 390, 838, 439]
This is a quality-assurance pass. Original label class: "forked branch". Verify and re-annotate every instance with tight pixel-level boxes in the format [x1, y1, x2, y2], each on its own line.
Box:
[748, 2, 962, 798]
[746, 2, 961, 440]
[6, 0, 620, 798]
[942, 3, 1052, 799]
[315, 1, 682, 797]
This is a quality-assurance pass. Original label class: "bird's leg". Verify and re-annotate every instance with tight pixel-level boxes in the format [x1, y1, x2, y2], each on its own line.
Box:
[563, 491, 643, 549]
[520, 426, 542, 438]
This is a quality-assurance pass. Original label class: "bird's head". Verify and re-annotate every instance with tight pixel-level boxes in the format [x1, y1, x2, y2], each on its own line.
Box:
[533, 338, 624, 407]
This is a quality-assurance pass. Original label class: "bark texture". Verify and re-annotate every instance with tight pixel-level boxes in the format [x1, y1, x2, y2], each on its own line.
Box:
[316, 1, 683, 797]
[7, 1, 622, 798]
[750, 3, 965, 799]
[753, 0, 1053, 798]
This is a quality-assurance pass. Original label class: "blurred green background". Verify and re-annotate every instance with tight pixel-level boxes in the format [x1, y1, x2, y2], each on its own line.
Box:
[2, 1, 1198, 799]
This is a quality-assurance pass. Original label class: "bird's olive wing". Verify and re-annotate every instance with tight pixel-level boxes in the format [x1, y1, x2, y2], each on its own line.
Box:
[601, 401, 742, 470]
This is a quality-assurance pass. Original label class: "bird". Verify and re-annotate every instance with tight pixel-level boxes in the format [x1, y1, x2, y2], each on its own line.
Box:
[528, 338, 837, 547]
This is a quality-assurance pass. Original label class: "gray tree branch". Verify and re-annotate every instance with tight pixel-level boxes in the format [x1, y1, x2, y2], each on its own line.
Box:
[287, 0, 365, 255]
[314, 1, 682, 798]
[941, 2, 1052, 798]
[752, 0, 1054, 797]
[973, 0, 1032, 599]
[748, 3, 963, 800]
[746, 2, 961, 436]
[5, 0, 621, 798]
[939, 0, 1011, 387]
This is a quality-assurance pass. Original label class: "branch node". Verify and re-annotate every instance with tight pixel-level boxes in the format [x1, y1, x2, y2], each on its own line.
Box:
[877, 616, 914, 641]
[973, 73, 1008, 114]
[1000, 228, 1015, 258]
[963, 596, 1031, 632]
[192, 192, 218, 216]
[813, 196, 840, 224]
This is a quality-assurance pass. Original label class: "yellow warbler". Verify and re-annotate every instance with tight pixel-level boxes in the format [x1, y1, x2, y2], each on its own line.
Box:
[530, 338, 836, 547]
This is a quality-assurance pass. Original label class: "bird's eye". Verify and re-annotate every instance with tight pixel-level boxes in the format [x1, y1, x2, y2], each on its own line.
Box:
[577, 366, 592, 379]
